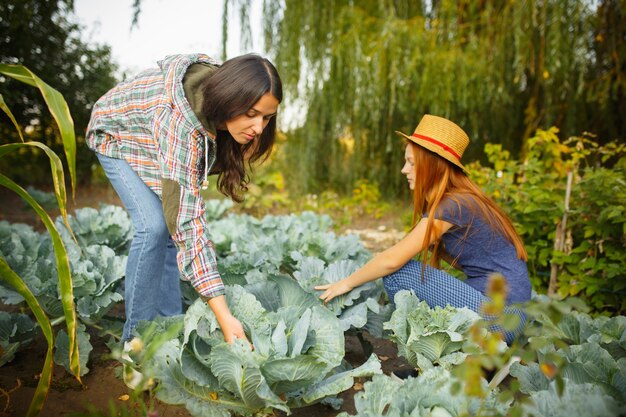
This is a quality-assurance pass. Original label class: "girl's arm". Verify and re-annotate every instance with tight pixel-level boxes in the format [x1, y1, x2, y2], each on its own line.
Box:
[316, 217, 453, 303]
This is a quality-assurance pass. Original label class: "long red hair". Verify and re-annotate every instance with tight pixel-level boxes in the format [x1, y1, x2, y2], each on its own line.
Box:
[408, 142, 527, 268]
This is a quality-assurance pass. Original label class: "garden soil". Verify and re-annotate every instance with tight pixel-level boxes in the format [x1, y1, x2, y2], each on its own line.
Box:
[0, 186, 409, 417]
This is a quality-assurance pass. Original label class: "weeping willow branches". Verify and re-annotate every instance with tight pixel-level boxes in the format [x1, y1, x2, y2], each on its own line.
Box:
[227, 0, 624, 195]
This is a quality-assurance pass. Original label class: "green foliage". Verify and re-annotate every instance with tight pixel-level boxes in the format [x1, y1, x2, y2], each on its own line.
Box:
[0, 206, 128, 323]
[297, 180, 392, 226]
[238, 162, 393, 225]
[444, 289, 626, 416]
[55, 204, 133, 256]
[472, 129, 626, 313]
[292, 257, 392, 337]
[522, 380, 623, 417]
[24, 186, 58, 210]
[205, 210, 370, 281]
[337, 368, 510, 417]
[0, 310, 36, 366]
[0, 62, 82, 416]
[0, 0, 118, 185]
[134, 277, 382, 416]
[383, 290, 506, 372]
[195, 207, 392, 336]
[0, 205, 128, 373]
[226, 0, 625, 196]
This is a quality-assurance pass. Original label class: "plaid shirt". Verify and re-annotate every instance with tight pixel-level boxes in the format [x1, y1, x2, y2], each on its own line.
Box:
[86, 54, 225, 299]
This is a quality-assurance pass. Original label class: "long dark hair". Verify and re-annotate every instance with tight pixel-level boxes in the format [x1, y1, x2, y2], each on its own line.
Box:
[202, 54, 283, 202]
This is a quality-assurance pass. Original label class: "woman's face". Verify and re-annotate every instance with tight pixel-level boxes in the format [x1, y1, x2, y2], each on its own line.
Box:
[225, 92, 279, 146]
[401, 145, 416, 190]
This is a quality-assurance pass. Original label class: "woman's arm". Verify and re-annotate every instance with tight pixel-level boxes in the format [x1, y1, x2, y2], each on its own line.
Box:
[208, 295, 250, 345]
[316, 217, 453, 303]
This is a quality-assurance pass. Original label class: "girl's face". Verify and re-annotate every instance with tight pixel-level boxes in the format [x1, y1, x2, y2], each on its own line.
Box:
[401, 145, 416, 190]
[225, 92, 279, 146]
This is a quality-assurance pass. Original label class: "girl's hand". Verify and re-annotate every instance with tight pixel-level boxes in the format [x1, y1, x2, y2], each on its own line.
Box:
[315, 280, 354, 304]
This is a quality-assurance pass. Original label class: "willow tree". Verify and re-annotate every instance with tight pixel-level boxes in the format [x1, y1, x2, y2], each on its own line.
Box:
[225, 0, 623, 195]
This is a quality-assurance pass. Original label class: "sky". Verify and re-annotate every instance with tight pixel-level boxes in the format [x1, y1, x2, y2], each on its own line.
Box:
[72, 0, 302, 127]
[72, 0, 264, 76]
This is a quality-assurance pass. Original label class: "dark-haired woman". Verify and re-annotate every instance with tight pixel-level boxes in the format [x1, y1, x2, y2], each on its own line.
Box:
[316, 115, 531, 344]
[86, 53, 282, 350]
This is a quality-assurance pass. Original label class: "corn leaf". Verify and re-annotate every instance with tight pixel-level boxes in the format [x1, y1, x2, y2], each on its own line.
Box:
[0, 174, 80, 381]
[0, 94, 24, 142]
[0, 64, 76, 198]
[0, 142, 71, 234]
[0, 257, 54, 417]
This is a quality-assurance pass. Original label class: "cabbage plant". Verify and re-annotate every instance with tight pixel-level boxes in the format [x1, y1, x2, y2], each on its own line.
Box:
[207, 211, 370, 280]
[292, 256, 392, 337]
[0, 207, 127, 376]
[337, 367, 510, 417]
[384, 290, 506, 371]
[522, 380, 623, 417]
[0, 311, 36, 366]
[55, 204, 133, 255]
[135, 275, 382, 416]
[196, 208, 391, 339]
[510, 342, 626, 404]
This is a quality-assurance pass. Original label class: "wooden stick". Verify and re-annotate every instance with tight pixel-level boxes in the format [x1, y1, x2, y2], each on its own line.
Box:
[549, 170, 574, 295]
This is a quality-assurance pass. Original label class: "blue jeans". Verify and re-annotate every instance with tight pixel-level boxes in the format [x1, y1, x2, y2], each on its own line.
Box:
[383, 260, 526, 344]
[96, 153, 182, 341]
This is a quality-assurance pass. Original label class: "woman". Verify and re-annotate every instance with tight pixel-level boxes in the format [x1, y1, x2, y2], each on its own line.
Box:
[316, 115, 531, 343]
[86, 53, 282, 347]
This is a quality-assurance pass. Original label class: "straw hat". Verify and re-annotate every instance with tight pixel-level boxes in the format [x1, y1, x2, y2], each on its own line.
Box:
[395, 114, 469, 172]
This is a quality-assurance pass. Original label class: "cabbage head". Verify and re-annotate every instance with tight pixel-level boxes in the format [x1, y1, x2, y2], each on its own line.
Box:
[140, 275, 381, 417]
[336, 367, 510, 417]
[384, 290, 506, 371]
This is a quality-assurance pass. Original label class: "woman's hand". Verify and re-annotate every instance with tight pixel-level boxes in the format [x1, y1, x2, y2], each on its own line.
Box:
[218, 313, 249, 345]
[207, 295, 251, 348]
[315, 280, 354, 304]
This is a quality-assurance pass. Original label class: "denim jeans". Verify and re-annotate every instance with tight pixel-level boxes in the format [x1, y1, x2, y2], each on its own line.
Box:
[96, 153, 182, 341]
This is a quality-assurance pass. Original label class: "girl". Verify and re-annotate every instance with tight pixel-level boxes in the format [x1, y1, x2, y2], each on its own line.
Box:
[86, 53, 282, 347]
[316, 115, 531, 343]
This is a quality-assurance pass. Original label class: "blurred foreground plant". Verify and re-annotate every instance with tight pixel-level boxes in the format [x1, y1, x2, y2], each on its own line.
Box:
[0, 64, 80, 417]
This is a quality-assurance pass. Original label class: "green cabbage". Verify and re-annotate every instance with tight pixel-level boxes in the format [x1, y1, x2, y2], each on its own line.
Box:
[138, 275, 382, 416]
[337, 367, 510, 417]
[0, 311, 36, 366]
[383, 290, 505, 371]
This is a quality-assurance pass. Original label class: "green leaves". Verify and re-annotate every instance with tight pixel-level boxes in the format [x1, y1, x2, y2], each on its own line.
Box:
[0, 311, 36, 366]
[211, 340, 287, 412]
[140, 277, 381, 416]
[0, 205, 129, 383]
[384, 291, 506, 371]
[0, 64, 81, 417]
[0, 257, 56, 417]
[475, 131, 626, 314]
[0, 175, 80, 382]
[0, 64, 77, 196]
[523, 380, 622, 417]
[338, 368, 509, 417]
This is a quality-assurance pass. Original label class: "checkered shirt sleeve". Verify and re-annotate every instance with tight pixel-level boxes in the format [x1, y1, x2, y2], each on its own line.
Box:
[86, 53, 224, 299]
